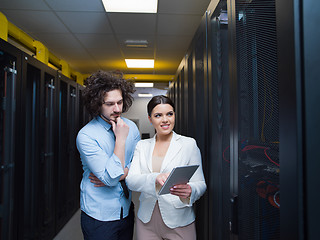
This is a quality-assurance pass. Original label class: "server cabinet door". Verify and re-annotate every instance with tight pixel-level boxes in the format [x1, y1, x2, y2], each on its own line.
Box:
[187, 52, 194, 138]
[209, 7, 231, 239]
[56, 79, 69, 229]
[67, 85, 78, 209]
[41, 73, 56, 238]
[234, 0, 280, 239]
[23, 63, 41, 239]
[193, 20, 209, 240]
[0, 53, 16, 240]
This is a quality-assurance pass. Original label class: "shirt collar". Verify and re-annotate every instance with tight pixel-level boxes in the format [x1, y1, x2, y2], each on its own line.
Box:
[96, 115, 113, 131]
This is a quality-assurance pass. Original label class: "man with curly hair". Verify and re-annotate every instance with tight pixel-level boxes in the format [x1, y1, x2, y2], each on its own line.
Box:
[76, 70, 140, 240]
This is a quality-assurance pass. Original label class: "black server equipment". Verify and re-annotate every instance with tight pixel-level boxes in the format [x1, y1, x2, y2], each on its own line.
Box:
[55, 73, 83, 232]
[208, 2, 231, 239]
[0, 37, 88, 240]
[0, 43, 19, 240]
[21, 54, 58, 239]
[173, 14, 210, 240]
[56, 75, 70, 231]
[168, 0, 313, 238]
[232, 0, 280, 239]
[187, 51, 194, 137]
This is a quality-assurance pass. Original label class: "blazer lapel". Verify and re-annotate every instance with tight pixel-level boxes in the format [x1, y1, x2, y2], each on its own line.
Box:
[146, 135, 156, 173]
[160, 132, 182, 172]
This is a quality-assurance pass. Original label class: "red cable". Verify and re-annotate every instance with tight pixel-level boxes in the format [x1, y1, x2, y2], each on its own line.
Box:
[223, 144, 280, 167]
[242, 145, 280, 167]
[222, 145, 230, 163]
[264, 148, 280, 167]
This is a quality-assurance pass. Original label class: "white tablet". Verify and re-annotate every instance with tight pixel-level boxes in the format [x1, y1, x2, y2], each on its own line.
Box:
[158, 165, 199, 195]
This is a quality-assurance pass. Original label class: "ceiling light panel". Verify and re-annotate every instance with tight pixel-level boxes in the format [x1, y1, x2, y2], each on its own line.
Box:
[135, 82, 154, 87]
[138, 93, 153, 98]
[125, 59, 154, 68]
[125, 40, 148, 48]
[102, 0, 158, 13]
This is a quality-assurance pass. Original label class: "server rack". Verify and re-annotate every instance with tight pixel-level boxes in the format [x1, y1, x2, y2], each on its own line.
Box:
[0, 38, 87, 240]
[176, 74, 181, 134]
[299, 1, 320, 239]
[276, 0, 320, 239]
[77, 84, 90, 130]
[0, 40, 21, 240]
[21, 52, 58, 239]
[55, 73, 82, 233]
[170, 13, 210, 240]
[207, 2, 231, 239]
[186, 49, 194, 137]
[193, 17, 210, 240]
[55, 73, 70, 231]
[168, 0, 315, 238]
[65, 76, 81, 214]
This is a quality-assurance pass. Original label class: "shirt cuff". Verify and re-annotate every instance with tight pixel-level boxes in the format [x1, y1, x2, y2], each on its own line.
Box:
[105, 153, 124, 179]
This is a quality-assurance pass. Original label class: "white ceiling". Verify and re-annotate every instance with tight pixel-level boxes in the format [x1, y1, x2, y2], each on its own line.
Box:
[0, 0, 212, 80]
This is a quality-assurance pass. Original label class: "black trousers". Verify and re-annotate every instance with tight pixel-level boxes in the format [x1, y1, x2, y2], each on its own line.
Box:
[81, 203, 135, 240]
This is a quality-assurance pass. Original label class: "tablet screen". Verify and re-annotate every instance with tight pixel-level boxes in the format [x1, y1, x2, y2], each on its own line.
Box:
[158, 165, 199, 195]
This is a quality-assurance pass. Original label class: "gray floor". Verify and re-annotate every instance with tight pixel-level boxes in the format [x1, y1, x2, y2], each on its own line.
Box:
[53, 208, 83, 240]
[53, 192, 140, 240]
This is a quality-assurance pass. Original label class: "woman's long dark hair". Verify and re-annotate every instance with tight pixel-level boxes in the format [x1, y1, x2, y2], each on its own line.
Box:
[147, 95, 175, 116]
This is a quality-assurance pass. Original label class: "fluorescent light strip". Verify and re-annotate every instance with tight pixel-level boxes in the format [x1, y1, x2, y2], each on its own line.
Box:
[102, 0, 158, 13]
[125, 59, 154, 68]
[135, 82, 154, 87]
[138, 93, 153, 98]
[125, 40, 148, 48]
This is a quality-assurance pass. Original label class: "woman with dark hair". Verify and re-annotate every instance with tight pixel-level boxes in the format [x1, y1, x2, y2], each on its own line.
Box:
[76, 70, 140, 240]
[126, 95, 206, 240]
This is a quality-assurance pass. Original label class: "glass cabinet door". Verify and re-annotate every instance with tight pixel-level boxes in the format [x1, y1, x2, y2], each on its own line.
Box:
[0, 52, 16, 240]
[209, 6, 231, 239]
[235, 0, 280, 239]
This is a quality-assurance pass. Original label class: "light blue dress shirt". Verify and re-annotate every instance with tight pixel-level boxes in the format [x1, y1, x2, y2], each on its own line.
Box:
[76, 116, 140, 221]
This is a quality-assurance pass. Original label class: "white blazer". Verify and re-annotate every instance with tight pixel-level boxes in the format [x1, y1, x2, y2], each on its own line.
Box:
[126, 132, 207, 228]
